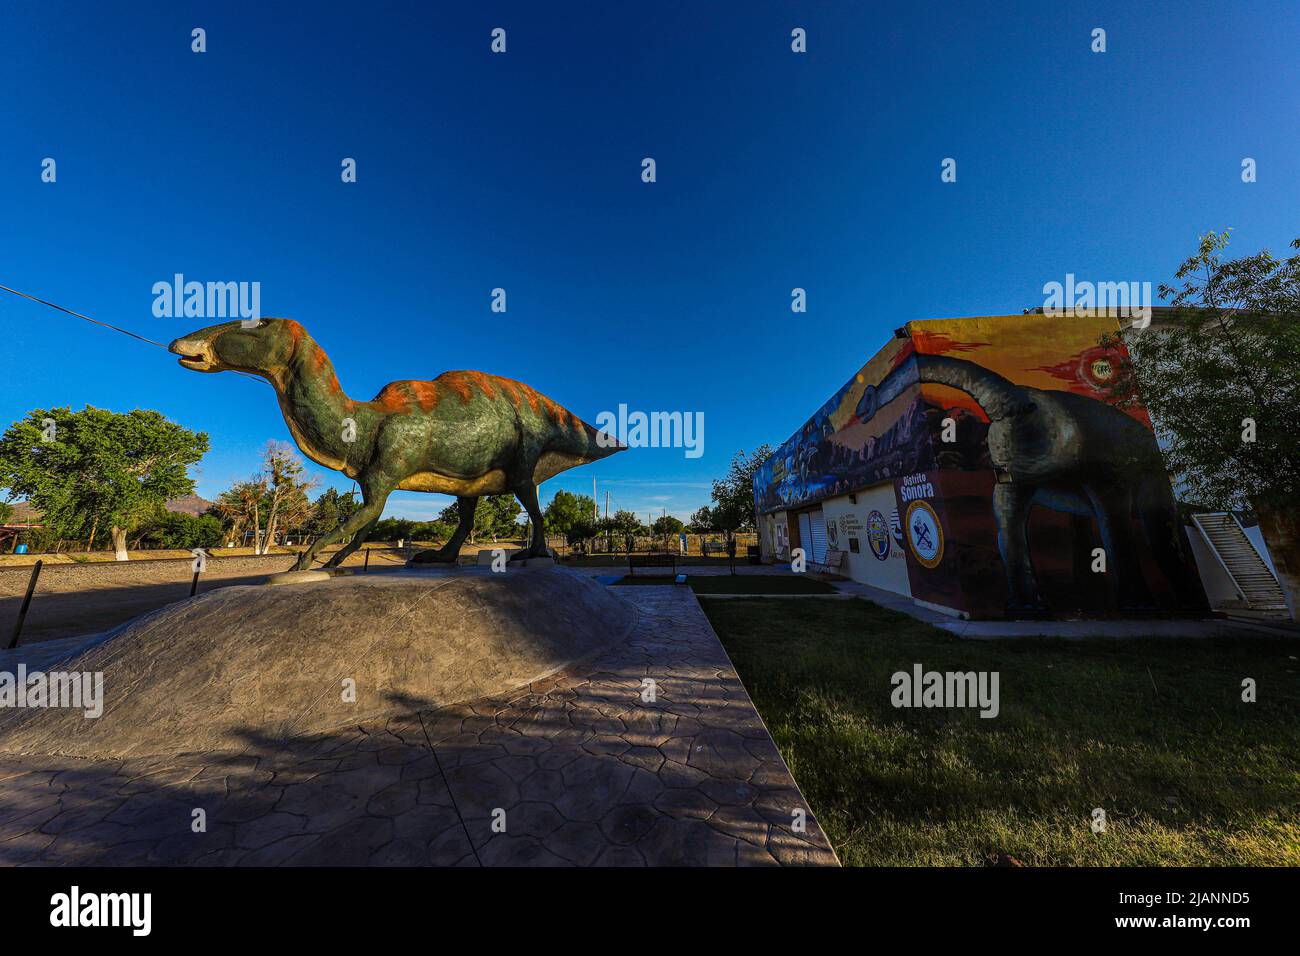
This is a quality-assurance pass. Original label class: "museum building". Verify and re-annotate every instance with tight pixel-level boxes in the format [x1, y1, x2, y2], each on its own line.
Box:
[751, 311, 1253, 620]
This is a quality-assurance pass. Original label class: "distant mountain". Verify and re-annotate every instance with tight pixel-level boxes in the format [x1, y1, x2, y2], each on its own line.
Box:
[165, 494, 215, 516]
[2, 495, 215, 521]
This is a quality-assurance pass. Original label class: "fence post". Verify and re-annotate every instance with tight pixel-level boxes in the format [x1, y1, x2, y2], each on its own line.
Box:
[6, 559, 43, 650]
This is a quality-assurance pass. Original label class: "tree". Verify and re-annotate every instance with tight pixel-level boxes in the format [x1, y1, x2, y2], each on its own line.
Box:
[138, 511, 223, 550]
[438, 494, 523, 544]
[0, 406, 208, 560]
[687, 506, 714, 534]
[214, 479, 267, 548]
[259, 441, 314, 552]
[708, 446, 773, 546]
[1122, 230, 1300, 617]
[369, 517, 415, 543]
[543, 490, 597, 537]
[652, 514, 685, 537]
[306, 487, 361, 540]
[0, 501, 12, 524]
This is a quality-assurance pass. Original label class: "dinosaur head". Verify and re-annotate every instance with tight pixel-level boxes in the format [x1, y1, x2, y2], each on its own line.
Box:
[169, 318, 303, 376]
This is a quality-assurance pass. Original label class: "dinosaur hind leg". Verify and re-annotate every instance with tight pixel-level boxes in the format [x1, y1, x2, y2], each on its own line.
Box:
[509, 483, 547, 561]
[410, 496, 478, 564]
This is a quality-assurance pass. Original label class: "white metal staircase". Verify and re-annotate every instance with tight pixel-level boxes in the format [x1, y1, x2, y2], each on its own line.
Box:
[1191, 513, 1289, 616]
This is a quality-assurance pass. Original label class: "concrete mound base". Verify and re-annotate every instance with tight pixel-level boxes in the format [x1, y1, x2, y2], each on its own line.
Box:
[0, 567, 635, 759]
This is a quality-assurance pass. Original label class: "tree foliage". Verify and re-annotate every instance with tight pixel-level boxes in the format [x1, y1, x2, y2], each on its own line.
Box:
[543, 490, 597, 536]
[306, 487, 361, 539]
[437, 495, 523, 543]
[1122, 231, 1300, 511]
[0, 406, 208, 558]
[708, 445, 774, 542]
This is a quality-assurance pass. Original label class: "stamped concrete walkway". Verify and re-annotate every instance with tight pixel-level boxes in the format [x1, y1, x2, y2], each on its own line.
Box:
[0, 586, 838, 866]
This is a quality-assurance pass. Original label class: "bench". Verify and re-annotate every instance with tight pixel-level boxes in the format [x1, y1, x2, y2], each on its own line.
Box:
[808, 549, 847, 578]
[628, 552, 676, 576]
[701, 541, 727, 557]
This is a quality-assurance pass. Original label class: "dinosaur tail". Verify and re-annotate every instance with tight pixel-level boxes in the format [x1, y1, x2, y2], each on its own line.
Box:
[578, 418, 628, 461]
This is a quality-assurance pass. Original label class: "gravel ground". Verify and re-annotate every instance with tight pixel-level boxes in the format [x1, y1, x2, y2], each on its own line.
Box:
[0, 549, 413, 645]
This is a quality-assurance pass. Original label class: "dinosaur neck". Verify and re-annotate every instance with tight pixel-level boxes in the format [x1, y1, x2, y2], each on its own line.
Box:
[267, 337, 360, 474]
[913, 353, 1026, 420]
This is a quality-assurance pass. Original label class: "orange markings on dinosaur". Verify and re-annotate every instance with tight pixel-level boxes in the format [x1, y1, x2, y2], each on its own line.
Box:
[374, 384, 412, 414]
[408, 381, 439, 411]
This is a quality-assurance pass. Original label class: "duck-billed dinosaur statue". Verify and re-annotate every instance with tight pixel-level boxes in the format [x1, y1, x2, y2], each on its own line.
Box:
[169, 318, 624, 571]
[859, 352, 1204, 614]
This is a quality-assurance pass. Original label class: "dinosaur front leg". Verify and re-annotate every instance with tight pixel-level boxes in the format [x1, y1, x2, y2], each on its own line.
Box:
[992, 481, 1046, 614]
[509, 483, 547, 561]
[321, 511, 383, 569]
[292, 521, 348, 571]
[291, 479, 391, 572]
[410, 495, 479, 564]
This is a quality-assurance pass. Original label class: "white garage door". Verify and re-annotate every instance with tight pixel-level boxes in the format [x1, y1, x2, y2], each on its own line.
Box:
[798, 510, 828, 564]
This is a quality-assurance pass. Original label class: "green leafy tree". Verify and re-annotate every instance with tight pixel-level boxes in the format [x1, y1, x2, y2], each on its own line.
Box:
[687, 506, 714, 534]
[652, 514, 685, 536]
[0, 406, 208, 560]
[609, 509, 642, 535]
[438, 494, 523, 544]
[1121, 230, 1300, 617]
[369, 517, 415, 543]
[709, 445, 773, 547]
[543, 490, 597, 537]
[139, 511, 224, 550]
[306, 487, 361, 540]
[0, 501, 12, 524]
[409, 519, 455, 543]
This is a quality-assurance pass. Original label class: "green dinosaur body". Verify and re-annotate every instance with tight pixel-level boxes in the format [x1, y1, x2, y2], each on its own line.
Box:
[169, 318, 623, 569]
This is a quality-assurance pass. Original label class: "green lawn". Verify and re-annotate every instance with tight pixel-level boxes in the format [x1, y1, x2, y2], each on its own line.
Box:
[614, 574, 836, 594]
[700, 597, 1300, 866]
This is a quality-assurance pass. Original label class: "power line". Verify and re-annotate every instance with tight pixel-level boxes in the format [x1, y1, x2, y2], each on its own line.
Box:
[0, 282, 172, 349]
[0, 282, 269, 387]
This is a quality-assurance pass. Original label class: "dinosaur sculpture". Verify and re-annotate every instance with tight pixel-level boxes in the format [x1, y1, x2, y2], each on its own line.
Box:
[169, 319, 624, 570]
[861, 353, 1203, 613]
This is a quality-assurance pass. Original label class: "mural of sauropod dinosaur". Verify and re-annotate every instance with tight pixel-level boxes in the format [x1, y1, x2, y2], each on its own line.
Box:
[862, 352, 1202, 613]
[169, 319, 624, 570]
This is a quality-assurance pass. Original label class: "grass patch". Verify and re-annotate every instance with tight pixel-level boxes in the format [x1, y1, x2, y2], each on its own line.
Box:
[701, 597, 1300, 866]
[612, 574, 836, 594]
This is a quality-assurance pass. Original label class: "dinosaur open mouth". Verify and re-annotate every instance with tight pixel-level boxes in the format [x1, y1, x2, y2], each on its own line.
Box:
[169, 337, 214, 370]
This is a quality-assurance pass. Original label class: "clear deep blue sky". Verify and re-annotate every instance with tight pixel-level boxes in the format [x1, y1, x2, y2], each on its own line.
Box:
[2, 1, 1296, 521]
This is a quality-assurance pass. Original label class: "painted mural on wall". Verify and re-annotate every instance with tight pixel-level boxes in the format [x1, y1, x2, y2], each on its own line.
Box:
[754, 313, 1207, 616]
[752, 335, 931, 514]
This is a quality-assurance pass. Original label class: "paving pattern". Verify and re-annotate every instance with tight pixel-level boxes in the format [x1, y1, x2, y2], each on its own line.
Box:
[0, 586, 837, 866]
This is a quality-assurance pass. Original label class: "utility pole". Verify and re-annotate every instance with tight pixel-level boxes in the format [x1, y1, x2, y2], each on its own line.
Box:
[593, 478, 598, 521]
[605, 492, 610, 521]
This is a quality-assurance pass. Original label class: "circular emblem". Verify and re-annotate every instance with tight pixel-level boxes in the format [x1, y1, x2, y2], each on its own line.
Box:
[866, 510, 890, 561]
[904, 500, 944, 569]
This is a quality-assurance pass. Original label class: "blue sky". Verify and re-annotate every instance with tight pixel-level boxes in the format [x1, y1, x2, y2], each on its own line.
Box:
[2, 0, 1296, 521]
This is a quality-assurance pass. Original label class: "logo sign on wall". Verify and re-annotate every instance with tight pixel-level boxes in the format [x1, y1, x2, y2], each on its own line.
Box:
[866, 510, 890, 561]
[904, 499, 945, 569]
